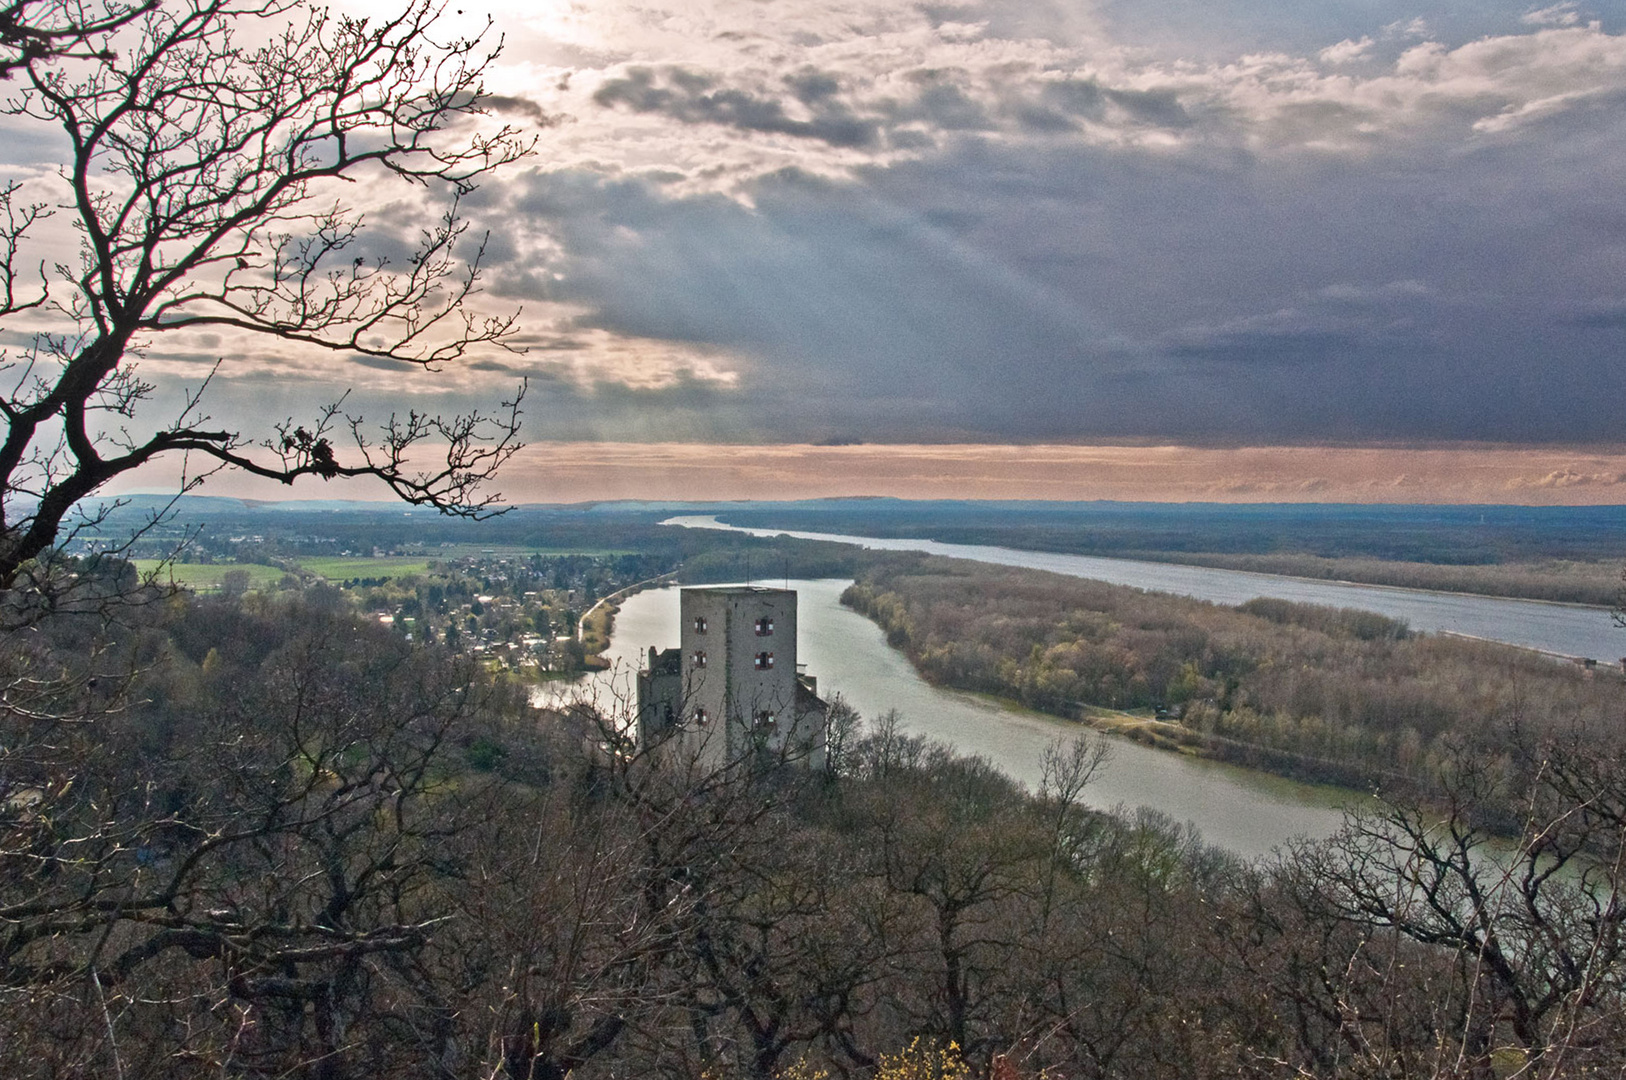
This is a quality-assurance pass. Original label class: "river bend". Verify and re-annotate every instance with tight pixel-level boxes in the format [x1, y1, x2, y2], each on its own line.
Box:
[569, 579, 1355, 860]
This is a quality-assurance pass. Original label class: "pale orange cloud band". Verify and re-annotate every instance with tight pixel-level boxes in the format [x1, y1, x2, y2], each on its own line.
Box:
[487, 443, 1626, 505]
[111, 443, 1626, 505]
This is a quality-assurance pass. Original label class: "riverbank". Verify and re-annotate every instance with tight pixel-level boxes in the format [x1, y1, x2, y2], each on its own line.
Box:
[1027, 701, 1391, 793]
[577, 572, 680, 669]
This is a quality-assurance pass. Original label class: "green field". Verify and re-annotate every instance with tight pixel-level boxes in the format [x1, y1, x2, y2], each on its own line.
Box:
[429, 544, 637, 558]
[132, 561, 287, 589]
[292, 556, 433, 580]
[133, 546, 640, 591]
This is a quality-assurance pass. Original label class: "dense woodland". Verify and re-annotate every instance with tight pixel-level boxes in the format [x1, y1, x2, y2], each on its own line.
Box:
[843, 558, 1626, 815]
[5, 565, 1626, 1078]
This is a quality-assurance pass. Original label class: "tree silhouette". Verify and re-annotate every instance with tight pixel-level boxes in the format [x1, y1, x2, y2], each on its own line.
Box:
[0, 0, 533, 593]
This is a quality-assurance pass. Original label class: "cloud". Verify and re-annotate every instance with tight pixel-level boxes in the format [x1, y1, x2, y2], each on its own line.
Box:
[107, 0, 1626, 452]
[479, 93, 564, 127]
[498, 1, 1626, 196]
[1166, 328, 1355, 367]
[1385, 18, 1432, 39]
[1509, 469, 1626, 488]
[1564, 301, 1626, 328]
[1320, 37, 1375, 64]
[1318, 280, 1434, 302]
[480, 55, 1626, 443]
[593, 66, 881, 148]
[1522, 4, 1583, 28]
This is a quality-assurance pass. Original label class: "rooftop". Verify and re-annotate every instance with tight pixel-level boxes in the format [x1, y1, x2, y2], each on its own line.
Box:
[680, 585, 795, 597]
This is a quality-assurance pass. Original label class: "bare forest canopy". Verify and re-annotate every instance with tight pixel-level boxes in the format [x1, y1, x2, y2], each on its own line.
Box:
[8, 577, 1626, 1079]
[9, 0, 1625, 1070]
[842, 557, 1626, 825]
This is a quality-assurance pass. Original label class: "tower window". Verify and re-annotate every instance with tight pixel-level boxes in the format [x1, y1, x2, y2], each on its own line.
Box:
[754, 710, 777, 729]
[693, 616, 708, 633]
[694, 707, 709, 725]
[692, 650, 707, 668]
[755, 617, 774, 636]
[754, 651, 774, 669]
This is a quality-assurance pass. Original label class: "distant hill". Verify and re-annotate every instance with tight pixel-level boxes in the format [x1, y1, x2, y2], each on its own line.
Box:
[77, 493, 1626, 567]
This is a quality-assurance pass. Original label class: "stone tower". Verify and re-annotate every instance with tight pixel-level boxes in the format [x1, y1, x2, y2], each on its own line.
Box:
[638, 585, 826, 769]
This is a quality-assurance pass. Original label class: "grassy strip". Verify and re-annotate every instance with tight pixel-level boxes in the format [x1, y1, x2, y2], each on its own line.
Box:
[576, 573, 680, 671]
[1076, 706, 1389, 791]
[579, 603, 616, 671]
[131, 560, 286, 589]
[1110, 551, 1620, 607]
[960, 691, 1387, 792]
[293, 556, 433, 580]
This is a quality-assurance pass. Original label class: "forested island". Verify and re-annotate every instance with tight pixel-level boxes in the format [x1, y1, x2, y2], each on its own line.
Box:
[841, 556, 1623, 823]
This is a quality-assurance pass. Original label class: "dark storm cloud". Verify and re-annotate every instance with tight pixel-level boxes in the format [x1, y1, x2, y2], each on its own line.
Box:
[1166, 329, 1358, 367]
[464, 2, 1626, 446]
[351, 355, 417, 373]
[503, 165, 1144, 440]
[479, 93, 562, 127]
[1024, 79, 1194, 129]
[503, 65, 1626, 446]
[1565, 302, 1626, 329]
[593, 66, 881, 148]
[892, 72, 995, 131]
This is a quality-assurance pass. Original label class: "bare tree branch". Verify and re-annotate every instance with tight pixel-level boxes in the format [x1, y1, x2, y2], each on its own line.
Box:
[0, 0, 535, 589]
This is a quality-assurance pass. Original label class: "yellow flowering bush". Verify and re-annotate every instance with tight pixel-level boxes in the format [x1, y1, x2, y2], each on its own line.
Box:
[881, 1040, 972, 1080]
[776, 1038, 972, 1080]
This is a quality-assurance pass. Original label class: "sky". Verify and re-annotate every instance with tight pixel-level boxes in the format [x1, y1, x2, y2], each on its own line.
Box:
[13, 0, 1626, 502]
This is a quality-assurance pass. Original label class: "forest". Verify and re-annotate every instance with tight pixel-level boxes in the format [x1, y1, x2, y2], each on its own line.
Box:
[843, 557, 1626, 819]
[3, 0, 1625, 1072]
[5, 566, 1626, 1079]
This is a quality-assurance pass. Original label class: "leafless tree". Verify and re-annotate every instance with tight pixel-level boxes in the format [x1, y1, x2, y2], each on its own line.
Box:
[0, 592, 532, 1077]
[0, 0, 533, 594]
[0, 0, 157, 79]
[1276, 734, 1626, 1078]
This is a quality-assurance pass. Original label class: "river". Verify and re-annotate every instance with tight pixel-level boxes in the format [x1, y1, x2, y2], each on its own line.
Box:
[665, 515, 1626, 662]
[563, 579, 1356, 860]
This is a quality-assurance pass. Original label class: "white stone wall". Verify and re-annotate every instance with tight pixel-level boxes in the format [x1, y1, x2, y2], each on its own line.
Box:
[678, 586, 812, 765]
